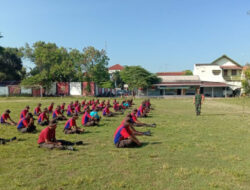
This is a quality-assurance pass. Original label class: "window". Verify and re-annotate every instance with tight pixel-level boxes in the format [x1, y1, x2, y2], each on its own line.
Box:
[212, 70, 221, 75]
[223, 70, 228, 76]
[232, 70, 237, 76]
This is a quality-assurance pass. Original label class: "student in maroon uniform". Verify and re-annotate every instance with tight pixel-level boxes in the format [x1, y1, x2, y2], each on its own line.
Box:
[130, 109, 156, 127]
[74, 100, 79, 108]
[20, 106, 30, 119]
[53, 105, 67, 121]
[64, 114, 85, 134]
[48, 102, 54, 113]
[0, 109, 16, 125]
[37, 120, 76, 150]
[113, 119, 141, 148]
[60, 103, 66, 114]
[34, 103, 42, 116]
[17, 113, 36, 133]
[75, 103, 84, 115]
[102, 105, 114, 117]
[67, 102, 75, 117]
[82, 107, 98, 126]
[81, 99, 86, 107]
[137, 102, 147, 117]
[38, 108, 49, 126]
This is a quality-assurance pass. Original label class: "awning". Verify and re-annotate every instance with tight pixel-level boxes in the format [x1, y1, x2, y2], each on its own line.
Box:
[158, 86, 191, 89]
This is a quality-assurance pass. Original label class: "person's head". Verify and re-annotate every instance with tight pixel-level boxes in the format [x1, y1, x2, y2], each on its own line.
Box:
[133, 108, 137, 113]
[62, 102, 65, 106]
[70, 101, 73, 105]
[51, 102, 54, 105]
[49, 119, 57, 129]
[86, 107, 90, 113]
[43, 108, 48, 113]
[73, 113, 79, 120]
[95, 108, 99, 112]
[25, 106, 30, 110]
[26, 113, 33, 119]
[196, 88, 200, 94]
[56, 105, 60, 110]
[5, 109, 11, 114]
[123, 121, 130, 128]
[38, 103, 42, 107]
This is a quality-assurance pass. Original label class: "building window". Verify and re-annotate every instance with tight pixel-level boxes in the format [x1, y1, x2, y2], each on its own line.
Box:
[223, 70, 228, 76]
[232, 70, 237, 76]
[212, 70, 221, 75]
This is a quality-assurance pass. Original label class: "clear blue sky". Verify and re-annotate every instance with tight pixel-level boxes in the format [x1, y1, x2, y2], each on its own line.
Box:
[1, 0, 250, 72]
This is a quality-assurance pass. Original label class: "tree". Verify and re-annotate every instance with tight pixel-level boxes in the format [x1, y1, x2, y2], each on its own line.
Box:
[20, 41, 84, 89]
[81, 46, 110, 87]
[111, 71, 124, 89]
[120, 66, 161, 90]
[0, 47, 25, 82]
[242, 67, 250, 95]
[183, 70, 193, 75]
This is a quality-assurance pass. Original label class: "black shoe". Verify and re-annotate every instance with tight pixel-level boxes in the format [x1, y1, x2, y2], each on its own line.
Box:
[10, 137, 17, 141]
[75, 141, 83, 145]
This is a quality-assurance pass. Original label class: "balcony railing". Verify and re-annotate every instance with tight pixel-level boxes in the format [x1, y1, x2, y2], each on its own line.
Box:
[223, 76, 242, 81]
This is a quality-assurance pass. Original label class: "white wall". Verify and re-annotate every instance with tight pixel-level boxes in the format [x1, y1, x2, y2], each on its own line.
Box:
[193, 65, 225, 82]
[70, 82, 82, 96]
[46, 82, 57, 95]
[0, 87, 8, 96]
[21, 87, 32, 94]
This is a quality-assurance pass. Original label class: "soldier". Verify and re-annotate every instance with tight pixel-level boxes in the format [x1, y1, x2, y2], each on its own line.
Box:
[193, 89, 204, 116]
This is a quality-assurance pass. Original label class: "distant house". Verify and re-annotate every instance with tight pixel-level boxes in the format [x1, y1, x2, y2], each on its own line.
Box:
[108, 64, 124, 74]
[194, 55, 243, 97]
[138, 72, 200, 96]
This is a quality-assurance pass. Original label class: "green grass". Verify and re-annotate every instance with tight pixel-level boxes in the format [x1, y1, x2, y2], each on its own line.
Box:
[1, 97, 250, 190]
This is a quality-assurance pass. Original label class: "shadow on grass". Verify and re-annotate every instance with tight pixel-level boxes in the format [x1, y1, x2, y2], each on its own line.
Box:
[150, 141, 162, 145]
[201, 113, 226, 116]
[16, 138, 26, 141]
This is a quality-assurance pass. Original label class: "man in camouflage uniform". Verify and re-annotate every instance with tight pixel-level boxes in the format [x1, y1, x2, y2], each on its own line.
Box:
[193, 89, 204, 116]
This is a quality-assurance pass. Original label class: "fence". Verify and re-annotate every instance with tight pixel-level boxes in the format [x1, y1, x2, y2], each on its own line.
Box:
[0, 82, 116, 97]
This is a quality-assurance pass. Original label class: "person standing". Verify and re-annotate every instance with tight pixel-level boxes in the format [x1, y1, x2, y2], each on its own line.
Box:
[193, 89, 204, 116]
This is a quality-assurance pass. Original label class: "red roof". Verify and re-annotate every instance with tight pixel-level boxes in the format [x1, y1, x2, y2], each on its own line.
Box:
[156, 72, 185, 76]
[220, 66, 242, 70]
[108, 64, 124, 71]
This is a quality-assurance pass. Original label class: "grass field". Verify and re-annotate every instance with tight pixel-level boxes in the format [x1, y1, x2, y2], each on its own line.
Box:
[1, 97, 250, 190]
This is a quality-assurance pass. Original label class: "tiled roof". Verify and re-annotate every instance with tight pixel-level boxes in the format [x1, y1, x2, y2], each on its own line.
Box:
[108, 64, 124, 70]
[156, 72, 185, 76]
[201, 82, 229, 87]
[220, 65, 242, 70]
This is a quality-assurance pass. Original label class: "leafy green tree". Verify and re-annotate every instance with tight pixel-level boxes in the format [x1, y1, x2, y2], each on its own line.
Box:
[183, 70, 193, 75]
[111, 71, 124, 88]
[20, 41, 84, 89]
[242, 68, 250, 95]
[81, 46, 110, 86]
[0, 47, 25, 82]
[120, 66, 160, 90]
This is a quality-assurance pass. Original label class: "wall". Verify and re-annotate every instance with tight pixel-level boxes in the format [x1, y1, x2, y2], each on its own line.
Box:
[193, 65, 225, 82]
[0, 87, 8, 96]
[70, 82, 82, 96]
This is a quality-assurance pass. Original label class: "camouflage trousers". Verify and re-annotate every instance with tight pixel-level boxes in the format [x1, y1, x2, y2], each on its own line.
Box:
[195, 103, 201, 115]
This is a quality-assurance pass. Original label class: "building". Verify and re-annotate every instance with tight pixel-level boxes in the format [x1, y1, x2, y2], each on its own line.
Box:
[138, 72, 200, 96]
[194, 55, 243, 97]
[108, 64, 124, 74]
[139, 55, 243, 97]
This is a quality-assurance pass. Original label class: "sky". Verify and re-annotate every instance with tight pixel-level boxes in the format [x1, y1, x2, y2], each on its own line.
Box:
[1, 0, 250, 72]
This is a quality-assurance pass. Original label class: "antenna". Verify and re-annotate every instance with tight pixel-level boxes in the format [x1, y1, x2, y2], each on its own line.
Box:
[105, 41, 107, 53]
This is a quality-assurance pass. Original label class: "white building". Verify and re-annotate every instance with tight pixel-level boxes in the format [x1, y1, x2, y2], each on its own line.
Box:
[193, 55, 242, 97]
